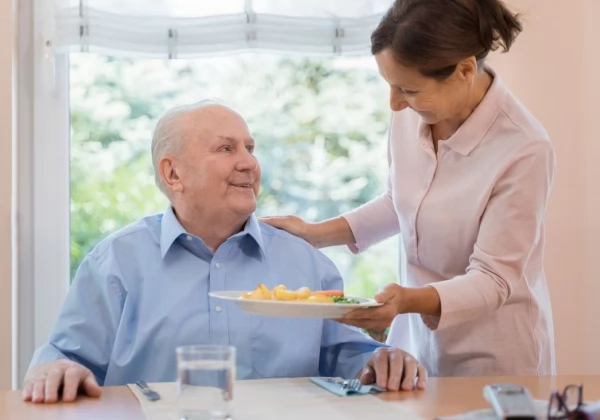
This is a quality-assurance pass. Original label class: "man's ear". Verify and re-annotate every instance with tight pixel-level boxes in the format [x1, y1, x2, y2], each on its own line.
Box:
[159, 156, 184, 193]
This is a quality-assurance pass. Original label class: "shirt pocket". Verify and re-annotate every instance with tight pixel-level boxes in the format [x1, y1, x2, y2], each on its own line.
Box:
[251, 316, 322, 378]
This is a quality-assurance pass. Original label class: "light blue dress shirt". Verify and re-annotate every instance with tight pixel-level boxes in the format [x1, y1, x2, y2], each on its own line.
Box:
[31, 207, 385, 385]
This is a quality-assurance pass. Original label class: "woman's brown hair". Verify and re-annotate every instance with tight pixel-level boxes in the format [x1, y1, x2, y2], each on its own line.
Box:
[371, 0, 523, 80]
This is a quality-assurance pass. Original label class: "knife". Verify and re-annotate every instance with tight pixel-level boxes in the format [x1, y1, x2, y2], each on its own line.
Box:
[135, 380, 161, 401]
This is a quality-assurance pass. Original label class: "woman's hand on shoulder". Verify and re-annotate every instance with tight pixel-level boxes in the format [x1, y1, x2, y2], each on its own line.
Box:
[259, 215, 318, 246]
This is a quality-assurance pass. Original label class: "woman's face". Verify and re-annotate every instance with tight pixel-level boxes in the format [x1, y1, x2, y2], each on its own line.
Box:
[375, 49, 473, 125]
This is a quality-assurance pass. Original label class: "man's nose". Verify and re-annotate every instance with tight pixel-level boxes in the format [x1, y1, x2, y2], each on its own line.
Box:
[236, 149, 258, 171]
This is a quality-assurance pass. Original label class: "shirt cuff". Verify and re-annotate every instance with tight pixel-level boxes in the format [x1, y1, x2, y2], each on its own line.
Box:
[425, 275, 496, 331]
[342, 195, 399, 254]
[29, 343, 69, 368]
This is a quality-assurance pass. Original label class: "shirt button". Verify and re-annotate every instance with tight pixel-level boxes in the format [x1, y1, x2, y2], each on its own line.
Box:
[186, 235, 192, 241]
[215, 262, 221, 269]
[215, 306, 222, 312]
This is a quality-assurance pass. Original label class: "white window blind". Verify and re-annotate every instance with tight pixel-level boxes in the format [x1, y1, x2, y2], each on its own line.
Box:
[51, 0, 393, 58]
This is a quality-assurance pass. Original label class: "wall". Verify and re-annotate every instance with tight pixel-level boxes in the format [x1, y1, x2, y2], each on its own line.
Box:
[491, 0, 598, 374]
[582, 0, 600, 373]
[0, 0, 14, 388]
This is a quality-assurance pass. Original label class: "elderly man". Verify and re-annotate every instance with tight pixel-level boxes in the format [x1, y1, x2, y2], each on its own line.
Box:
[23, 101, 427, 404]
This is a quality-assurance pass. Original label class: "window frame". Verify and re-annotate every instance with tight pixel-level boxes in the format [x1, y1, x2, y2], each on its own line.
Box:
[14, 0, 71, 386]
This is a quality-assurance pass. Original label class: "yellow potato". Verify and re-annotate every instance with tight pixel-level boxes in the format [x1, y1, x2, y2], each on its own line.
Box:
[274, 288, 298, 301]
[296, 287, 312, 300]
[306, 294, 333, 304]
[257, 283, 272, 300]
[240, 283, 272, 300]
[272, 284, 287, 294]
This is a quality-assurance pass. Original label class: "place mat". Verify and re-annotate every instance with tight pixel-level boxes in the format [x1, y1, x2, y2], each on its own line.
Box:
[127, 378, 421, 420]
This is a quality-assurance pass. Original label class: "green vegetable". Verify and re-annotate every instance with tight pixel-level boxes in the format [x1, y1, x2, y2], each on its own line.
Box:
[332, 296, 360, 304]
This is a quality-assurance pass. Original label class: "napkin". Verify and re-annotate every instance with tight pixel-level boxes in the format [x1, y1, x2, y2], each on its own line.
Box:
[309, 377, 386, 397]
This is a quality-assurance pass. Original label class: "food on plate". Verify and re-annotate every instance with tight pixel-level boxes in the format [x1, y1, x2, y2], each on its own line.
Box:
[240, 284, 360, 304]
[331, 296, 360, 304]
[312, 290, 344, 297]
[240, 283, 272, 300]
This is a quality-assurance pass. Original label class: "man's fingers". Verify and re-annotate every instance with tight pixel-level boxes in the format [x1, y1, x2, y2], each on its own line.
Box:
[43, 367, 65, 403]
[401, 355, 418, 391]
[31, 379, 47, 403]
[371, 349, 389, 389]
[387, 350, 404, 391]
[358, 366, 375, 385]
[61, 367, 85, 402]
[22, 382, 34, 401]
[82, 374, 102, 398]
[23, 361, 98, 404]
[416, 363, 428, 390]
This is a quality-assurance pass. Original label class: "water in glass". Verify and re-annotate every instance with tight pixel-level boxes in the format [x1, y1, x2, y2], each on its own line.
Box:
[177, 346, 235, 420]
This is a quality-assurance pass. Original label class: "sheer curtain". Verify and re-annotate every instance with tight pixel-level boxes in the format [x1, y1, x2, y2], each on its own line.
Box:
[52, 0, 393, 58]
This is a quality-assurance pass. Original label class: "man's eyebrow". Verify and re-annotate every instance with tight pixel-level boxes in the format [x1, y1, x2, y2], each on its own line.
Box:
[217, 135, 255, 144]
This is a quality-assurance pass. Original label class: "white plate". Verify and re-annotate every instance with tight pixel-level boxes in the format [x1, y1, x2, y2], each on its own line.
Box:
[208, 290, 382, 319]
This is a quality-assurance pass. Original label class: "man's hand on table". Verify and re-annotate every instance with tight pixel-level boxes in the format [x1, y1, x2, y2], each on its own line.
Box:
[358, 347, 427, 391]
[22, 360, 102, 403]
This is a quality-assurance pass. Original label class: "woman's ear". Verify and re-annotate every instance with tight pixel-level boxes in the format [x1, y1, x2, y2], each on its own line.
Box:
[159, 156, 184, 193]
[454, 56, 478, 83]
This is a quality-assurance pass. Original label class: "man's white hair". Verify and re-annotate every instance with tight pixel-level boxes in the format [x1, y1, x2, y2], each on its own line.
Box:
[151, 99, 224, 195]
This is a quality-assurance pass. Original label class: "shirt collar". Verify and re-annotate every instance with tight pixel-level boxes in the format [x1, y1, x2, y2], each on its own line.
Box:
[242, 214, 267, 258]
[417, 66, 507, 156]
[159, 206, 266, 259]
[160, 206, 186, 258]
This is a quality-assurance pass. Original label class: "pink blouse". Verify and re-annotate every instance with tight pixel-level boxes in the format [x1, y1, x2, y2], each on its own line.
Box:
[343, 67, 556, 377]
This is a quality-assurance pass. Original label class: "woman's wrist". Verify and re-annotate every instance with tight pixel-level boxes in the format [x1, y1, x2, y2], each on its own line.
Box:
[311, 216, 356, 248]
[400, 286, 442, 317]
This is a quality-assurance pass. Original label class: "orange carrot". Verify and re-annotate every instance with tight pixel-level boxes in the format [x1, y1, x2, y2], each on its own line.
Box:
[312, 290, 344, 297]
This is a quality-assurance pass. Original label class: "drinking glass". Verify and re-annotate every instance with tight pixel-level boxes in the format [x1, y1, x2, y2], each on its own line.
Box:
[176, 345, 235, 420]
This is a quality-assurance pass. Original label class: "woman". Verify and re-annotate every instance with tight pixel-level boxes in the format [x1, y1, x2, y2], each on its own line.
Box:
[262, 0, 556, 378]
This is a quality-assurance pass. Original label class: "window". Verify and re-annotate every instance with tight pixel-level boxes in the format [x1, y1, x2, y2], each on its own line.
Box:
[18, 0, 399, 384]
[69, 52, 398, 298]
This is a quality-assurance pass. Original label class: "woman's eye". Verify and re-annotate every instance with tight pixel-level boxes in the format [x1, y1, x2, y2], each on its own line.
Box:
[400, 88, 417, 95]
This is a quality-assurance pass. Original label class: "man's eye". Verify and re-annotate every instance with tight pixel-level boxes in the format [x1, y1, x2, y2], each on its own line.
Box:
[247, 146, 254, 153]
[220, 146, 233, 152]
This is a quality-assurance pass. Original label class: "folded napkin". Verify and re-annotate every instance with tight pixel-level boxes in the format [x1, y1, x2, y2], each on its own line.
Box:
[309, 377, 386, 397]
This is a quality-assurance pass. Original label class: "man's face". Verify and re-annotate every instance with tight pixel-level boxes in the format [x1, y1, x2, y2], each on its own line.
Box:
[169, 106, 261, 220]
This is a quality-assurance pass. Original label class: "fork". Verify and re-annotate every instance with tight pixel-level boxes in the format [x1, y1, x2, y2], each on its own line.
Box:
[325, 378, 363, 392]
[341, 379, 362, 391]
[135, 380, 161, 401]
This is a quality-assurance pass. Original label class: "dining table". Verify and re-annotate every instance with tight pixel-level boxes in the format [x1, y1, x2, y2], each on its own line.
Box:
[1, 375, 599, 420]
